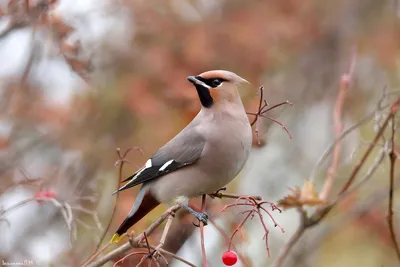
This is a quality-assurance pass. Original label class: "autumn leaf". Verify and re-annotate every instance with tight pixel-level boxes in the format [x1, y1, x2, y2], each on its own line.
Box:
[278, 180, 327, 209]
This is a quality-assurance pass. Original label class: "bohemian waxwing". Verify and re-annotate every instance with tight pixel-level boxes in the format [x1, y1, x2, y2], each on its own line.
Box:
[111, 70, 252, 243]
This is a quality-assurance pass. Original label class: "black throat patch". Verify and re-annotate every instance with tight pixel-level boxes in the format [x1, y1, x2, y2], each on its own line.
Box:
[194, 84, 214, 108]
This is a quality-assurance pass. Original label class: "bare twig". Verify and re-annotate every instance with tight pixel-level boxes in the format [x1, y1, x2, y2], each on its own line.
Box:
[0, 198, 35, 217]
[86, 186, 280, 267]
[273, 209, 307, 267]
[247, 86, 293, 144]
[339, 109, 393, 193]
[86, 205, 181, 267]
[309, 101, 392, 182]
[222, 196, 283, 257]
[132, 211, 175, 267]
[208, 217, 249, 266]
[209, 190, 262, 201]
[148, 245, 197, 267]
[82, 147, 143, 267]
[388, 115, 400, 260]
[319, 51, 355, 200]
[0, 20, 25, 38]
[354, 144, 386, 189]
[112, 250, 148, 267]
[0, 195, 90, 245]
[81, 243, 112, 267]
[273, 96, 400, 267]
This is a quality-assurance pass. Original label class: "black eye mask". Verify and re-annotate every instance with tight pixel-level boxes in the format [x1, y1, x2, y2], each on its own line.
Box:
[194, 83, 214, 108]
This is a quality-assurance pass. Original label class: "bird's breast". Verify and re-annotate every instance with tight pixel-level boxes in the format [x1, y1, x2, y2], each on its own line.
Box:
[200, 117, 252, 178]
[151, 112, 252, 204]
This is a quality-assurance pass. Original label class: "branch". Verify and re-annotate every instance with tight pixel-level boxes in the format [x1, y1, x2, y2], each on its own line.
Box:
[309, 99, 392, 183]
[388, 115, 400, 260]
[209, 189, 262, 201]
[221, 196, 284, 257]
[273, 209, 307, 267]
[0, 19, 26, 39]
[339, 107, 393, 193]
[319, 52, 354, 200]
[86, 205, 180, 267]
[147, 245, 197, 267]
[273, 95, 400, 267]
[82, 147, 143, 266]
[247, 86, 293, 145]
[208, 217, 250, 266]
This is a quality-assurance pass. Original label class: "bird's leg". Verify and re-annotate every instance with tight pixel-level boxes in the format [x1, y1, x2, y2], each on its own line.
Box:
[182, 204, 209, 226]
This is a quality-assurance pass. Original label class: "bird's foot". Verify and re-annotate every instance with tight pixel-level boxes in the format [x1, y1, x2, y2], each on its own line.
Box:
[193, 211, 209, 227]
[182, 204, 208, 226]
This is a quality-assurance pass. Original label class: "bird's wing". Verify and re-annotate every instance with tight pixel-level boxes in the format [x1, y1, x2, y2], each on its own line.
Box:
[114, 126, 205, 193]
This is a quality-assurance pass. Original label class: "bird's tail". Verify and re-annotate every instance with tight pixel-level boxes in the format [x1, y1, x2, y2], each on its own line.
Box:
[111, 187, 160, 243]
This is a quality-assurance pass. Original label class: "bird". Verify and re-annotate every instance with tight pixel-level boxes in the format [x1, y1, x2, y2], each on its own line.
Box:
[111, 70, 253, 243]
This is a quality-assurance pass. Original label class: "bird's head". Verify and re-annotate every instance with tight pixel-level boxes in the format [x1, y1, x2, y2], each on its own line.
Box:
[187, 70, 249, 108]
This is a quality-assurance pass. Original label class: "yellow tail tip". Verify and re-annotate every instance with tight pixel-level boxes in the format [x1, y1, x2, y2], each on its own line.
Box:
[110, 233, 125, 243]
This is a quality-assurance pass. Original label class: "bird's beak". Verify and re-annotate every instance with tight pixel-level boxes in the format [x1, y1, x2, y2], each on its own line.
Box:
[186, 76, 198, 85]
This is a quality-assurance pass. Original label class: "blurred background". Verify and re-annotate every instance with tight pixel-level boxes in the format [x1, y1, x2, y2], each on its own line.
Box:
[0, 0, 400, 266]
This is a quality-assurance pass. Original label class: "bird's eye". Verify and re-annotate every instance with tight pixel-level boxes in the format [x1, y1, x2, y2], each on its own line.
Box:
[211, 78, 222, 87]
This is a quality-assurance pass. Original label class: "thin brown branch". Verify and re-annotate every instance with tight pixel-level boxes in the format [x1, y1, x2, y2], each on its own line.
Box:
[132, 211, 176, 267]
[309, 100, 392, 182]
[112, 251, 148, 267]
[222, 196, 283, 257]
[86, 205, 180, 267]
[0, 20, 26, 39]
[258, 114, 292, 139]
[247, 86, 293, 144]
[82, 147, 143, 266]
[388, 115, 400, 260]
[273, 96, 400, 267]
[208, 218, 249, 266]
[147, 245, 197, 267]
[319, 57, 352, 200]
[341, 97, 400, 193]
[352, 144, 387, 190]
[273, 209, 307, 267]
[81, 243, 112, 267]
[227, 211, 253, 251]
[249, 86, 265, 126]
[0, 198, 35, 217]
[340, 105, 394, 193]
[86, 189, 279, 267]
[262, 100, 293, 113]
[209, 190, 262, 201]
[134, 233, 154, 267]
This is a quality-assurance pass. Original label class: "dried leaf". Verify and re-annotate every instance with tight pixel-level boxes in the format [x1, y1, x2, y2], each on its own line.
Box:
[48, 13, 74, 38]
[278, 180, 327, 209]
[60, 40, 79, 55]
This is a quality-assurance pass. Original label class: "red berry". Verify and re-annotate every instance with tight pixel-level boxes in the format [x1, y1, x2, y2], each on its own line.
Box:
[35, 190, 56, 203]
[222, 250, 238, 266]
[44, 191, 56, 198]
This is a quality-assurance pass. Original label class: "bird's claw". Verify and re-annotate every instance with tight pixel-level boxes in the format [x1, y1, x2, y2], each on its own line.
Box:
[216, 187, 227, 194]
[192, 212, 209, 227]
[182, 204, 209, 227]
